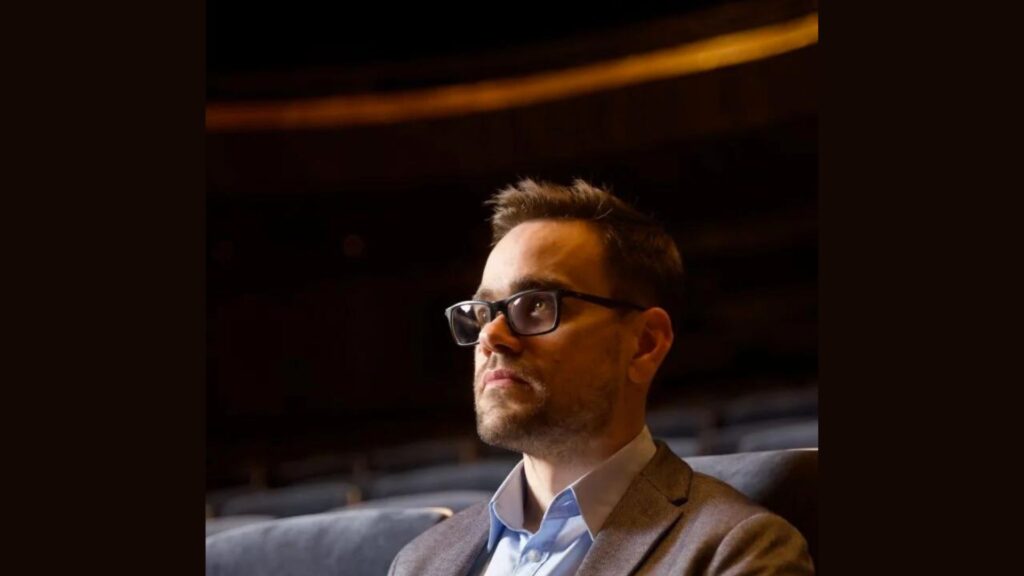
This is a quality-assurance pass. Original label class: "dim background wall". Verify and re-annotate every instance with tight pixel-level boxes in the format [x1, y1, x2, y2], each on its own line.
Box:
[206, 0, 818, 489]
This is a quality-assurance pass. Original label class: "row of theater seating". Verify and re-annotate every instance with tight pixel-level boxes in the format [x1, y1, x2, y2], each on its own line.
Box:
[207, 457, 518, 526]
[206, 449, 818, 575]
[207, 386, 817, 527]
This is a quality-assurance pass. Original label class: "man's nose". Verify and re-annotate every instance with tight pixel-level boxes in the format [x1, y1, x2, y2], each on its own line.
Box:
[478, 313, 524, 355]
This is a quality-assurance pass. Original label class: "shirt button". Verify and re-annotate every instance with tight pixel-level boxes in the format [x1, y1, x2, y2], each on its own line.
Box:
[525, 550, 542, 562]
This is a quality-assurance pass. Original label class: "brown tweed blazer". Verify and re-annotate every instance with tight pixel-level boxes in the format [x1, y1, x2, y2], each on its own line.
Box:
[389, 441, 814, 575]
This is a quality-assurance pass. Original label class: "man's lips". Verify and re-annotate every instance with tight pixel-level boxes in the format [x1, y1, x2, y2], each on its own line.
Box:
[483, 369, 528, 389]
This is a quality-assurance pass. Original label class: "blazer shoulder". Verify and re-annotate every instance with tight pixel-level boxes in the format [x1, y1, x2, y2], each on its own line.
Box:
[642, 443, 765, 519]
[683, 470, 773, 522]
[708, 511, 815, 574]
[390, 502, 489, 576]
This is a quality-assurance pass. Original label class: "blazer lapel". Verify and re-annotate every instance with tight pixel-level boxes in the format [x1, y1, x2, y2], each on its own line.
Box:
[576, 442, 693, 576]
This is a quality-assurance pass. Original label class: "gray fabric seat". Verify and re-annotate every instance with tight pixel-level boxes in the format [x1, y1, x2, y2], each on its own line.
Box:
[737, 420, 818, 452]
[220, 480, 359, 518]
[684, 448, 818, 564]
[340, 490, 492, 513]
[703, 416, 818, 455]
[205, 515, 276, 537]
[663, 436, 701, 458]
[367, 458, 518, 499]
[206, 485, 258, 517]
[206, 507, 451, 576]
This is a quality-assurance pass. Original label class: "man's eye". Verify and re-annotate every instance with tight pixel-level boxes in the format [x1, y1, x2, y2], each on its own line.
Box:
[526, 297, 551, 317]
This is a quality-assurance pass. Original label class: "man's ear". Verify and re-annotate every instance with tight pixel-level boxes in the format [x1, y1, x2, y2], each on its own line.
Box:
[628, 307, 674, 386]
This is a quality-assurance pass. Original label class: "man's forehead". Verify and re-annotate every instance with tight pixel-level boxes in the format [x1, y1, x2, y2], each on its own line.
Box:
[476, 219, 608, 299]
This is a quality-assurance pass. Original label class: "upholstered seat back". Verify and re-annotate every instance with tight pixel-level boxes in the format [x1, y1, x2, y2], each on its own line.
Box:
[219, 480, 358, 518]
[205, 507, 450, 576]
[340, 489, 492, 513]
[366, 457, 518, 499]
[684, 449, 818, 564]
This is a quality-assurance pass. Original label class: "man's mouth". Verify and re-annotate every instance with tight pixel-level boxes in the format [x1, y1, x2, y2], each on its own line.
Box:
[482, 368, 529, 390]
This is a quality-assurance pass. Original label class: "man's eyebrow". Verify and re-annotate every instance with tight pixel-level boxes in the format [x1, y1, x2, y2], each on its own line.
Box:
[473, 277, 572, 301]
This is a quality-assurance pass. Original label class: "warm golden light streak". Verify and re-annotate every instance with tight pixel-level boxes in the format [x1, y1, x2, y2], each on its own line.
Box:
[207, 13, 818, 132]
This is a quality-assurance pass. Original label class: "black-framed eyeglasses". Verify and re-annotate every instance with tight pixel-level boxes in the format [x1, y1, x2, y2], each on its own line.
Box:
[444, 288, 646, 346]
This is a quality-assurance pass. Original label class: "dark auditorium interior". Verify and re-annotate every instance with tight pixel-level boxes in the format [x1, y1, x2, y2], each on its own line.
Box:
[205, 0, 819, 567]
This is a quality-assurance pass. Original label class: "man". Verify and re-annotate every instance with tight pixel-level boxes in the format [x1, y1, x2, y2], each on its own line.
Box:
[390, 179, 813, 575]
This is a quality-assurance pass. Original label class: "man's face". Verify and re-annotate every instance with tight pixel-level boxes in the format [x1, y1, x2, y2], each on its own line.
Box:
[472, 219, 633, 457]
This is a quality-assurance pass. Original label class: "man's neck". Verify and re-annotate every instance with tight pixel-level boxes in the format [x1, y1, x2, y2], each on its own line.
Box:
[519, 425, 643, 532]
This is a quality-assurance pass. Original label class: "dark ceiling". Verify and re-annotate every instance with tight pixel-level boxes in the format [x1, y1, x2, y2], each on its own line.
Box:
[207, 2, 725, 76]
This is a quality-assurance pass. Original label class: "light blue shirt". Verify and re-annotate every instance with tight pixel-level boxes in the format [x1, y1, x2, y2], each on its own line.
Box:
[477, 427, 657, 576]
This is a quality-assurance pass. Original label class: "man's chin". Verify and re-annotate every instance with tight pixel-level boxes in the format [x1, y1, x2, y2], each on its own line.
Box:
[477, 423, 531, 452]
[476, 405, 530, 428]
[475, 408, 536, 447]
[476, 414, 581, 458]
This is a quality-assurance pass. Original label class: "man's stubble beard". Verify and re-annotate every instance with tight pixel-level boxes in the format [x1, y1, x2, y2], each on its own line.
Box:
[473, 368, 618, 461]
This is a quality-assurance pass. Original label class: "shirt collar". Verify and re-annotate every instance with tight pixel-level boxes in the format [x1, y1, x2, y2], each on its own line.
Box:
[485, 426, 657, 549]
[487, 459, 527, 551]
[570, 426, 657, 537]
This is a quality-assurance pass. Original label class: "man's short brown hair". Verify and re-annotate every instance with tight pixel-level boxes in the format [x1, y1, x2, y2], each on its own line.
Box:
[487, 178, 684, 320]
